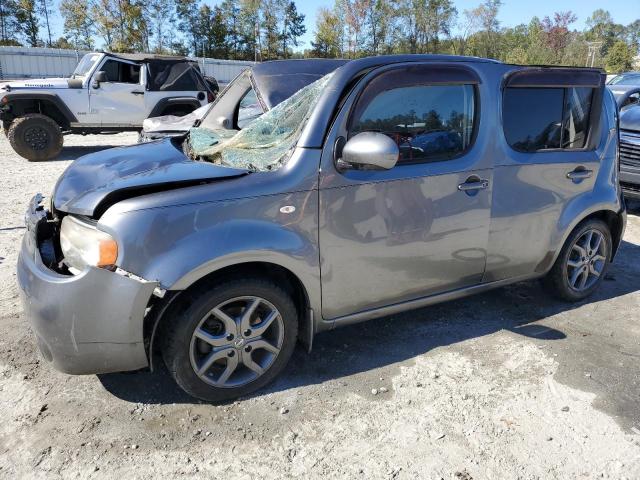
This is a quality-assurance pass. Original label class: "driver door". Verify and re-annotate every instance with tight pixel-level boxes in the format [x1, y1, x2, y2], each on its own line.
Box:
[89, 58, 146, 127]
[319, 63, 492, 320]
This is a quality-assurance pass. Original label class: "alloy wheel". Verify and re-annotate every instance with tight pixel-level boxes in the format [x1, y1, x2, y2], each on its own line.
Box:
[189, 296, 284, 388]
[565, 228, 608, 292]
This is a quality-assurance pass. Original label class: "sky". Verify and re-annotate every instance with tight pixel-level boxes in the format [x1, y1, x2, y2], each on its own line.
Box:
[46, 0, 634, 51]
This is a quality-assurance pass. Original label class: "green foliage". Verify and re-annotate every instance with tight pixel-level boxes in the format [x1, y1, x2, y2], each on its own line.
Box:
[60, 0, 94, 49]
[605, 41, 635, 73]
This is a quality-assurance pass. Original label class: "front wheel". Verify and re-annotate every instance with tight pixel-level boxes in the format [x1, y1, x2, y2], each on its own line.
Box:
[7, 114, 63, 161]
[542, 219, 612, 302]
[162, 278, 299, 402]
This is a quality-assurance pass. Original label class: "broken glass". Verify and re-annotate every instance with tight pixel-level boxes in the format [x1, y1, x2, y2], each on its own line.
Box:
[187, 72, 333, 172]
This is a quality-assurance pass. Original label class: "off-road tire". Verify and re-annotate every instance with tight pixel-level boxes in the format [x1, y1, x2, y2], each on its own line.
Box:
[7, 114, 63, 161]
[162, 277, 299, 402]
[542, 218, 612, 302]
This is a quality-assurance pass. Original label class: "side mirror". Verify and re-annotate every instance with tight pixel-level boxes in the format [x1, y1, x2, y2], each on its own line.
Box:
[340, 132, 399, 170]
[92, 71, 108, 89]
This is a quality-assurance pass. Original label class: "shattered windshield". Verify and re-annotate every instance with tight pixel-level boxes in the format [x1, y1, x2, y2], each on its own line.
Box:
[186, 72, 332, 172]
[73, 53, 102, 77]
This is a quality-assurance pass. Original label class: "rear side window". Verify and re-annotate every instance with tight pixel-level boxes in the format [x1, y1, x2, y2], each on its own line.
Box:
[503, 86, 594, 152]
[348, 67, 476, 164]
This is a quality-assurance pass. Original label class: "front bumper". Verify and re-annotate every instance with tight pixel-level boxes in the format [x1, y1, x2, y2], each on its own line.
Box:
[16, 195, 157, 374]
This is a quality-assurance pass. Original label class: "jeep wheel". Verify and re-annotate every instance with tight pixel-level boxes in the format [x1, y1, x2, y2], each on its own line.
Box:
[162, 278, 298, 402]
[542, 218, 612, 302]
[7, 114, 64, 161]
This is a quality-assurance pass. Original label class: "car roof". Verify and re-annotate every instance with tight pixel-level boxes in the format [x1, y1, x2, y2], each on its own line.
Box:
[251, 59, 350, 109]
[103, 52, 194, 63]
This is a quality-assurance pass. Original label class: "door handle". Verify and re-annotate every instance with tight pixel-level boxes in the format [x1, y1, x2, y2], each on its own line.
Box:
[458, 179, 489, 192]
[566, 168, 593, 180]
[131, 90, 145, 95]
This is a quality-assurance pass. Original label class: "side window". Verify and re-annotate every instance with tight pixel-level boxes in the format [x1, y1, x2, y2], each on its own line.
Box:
[348, 78, 476, 164]
[503, 86, 594, 152]
[100, 60, 141, 84]
[237, 88, 263, 129]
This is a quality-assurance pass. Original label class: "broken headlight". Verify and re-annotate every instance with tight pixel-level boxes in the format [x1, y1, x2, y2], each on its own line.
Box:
[60, 215, 118, 273]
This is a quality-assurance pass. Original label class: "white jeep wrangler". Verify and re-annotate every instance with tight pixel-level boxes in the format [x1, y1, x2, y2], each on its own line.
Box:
[0, 52, 214, 161]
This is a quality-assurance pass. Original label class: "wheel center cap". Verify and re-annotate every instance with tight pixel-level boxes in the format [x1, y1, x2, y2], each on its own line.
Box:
[234, 338, 246, 349]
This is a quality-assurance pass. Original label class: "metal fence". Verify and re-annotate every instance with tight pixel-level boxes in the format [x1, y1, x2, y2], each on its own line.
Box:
[0, 46, 255, 84]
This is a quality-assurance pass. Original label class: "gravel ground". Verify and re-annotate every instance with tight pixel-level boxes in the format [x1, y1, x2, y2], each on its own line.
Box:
[1, 133, 640, 479]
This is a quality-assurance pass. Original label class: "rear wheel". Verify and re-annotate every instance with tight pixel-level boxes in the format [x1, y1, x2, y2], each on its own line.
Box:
[542, 219, 612, 302]
[7, 114, 63, 161]
[162, 278, 298, 402]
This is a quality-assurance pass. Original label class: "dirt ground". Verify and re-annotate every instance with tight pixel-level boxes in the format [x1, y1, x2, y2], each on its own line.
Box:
[1, 133, 639, 479]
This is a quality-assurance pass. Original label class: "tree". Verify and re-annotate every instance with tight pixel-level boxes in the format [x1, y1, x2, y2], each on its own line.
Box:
[261, 0, 281, 60]
[281, 1, 305, 58]
[220, 0, 242, 59]
[586, 9, 624, 57]
[175, 0, 201, 55]
[311, 7, 342, 57]
[0, 0, 22, 45]
[343, 0, 370, 57]
[60, 0, 94, 49]
[200, 5, 228, 58]
[146, 0, 176, 53]
[541, 11, 577, 63]
[605, 40, 634, 73]
[473, 0, 502, 59]
[15, 0, 40, 47]
[625, 20, 640, 53]
[38, 0, 54, 47]
[91, 0, 117, 48]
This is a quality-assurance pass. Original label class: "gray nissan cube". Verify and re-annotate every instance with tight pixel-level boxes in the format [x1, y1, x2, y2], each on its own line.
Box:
[17, 55, 626, 402]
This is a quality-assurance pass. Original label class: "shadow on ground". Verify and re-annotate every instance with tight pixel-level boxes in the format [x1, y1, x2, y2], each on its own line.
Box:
[98, 227, 640, 406]
[46, 144, 128, 162]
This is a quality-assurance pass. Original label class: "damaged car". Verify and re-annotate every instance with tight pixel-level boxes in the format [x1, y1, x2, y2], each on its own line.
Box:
[18, 56, 625, 402]
[138, 59, 345, 142]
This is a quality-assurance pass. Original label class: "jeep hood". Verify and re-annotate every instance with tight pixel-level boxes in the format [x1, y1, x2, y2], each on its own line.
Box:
[53, 138, 249, 217]
[0, 77, 70, 91]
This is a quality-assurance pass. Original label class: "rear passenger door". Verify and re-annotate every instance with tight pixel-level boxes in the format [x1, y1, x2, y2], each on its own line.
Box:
[485, 69, 605, 281]
[319, 63, 492, 320]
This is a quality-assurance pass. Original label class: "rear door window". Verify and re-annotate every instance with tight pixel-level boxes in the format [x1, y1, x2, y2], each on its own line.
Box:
[502, 69, 602, 153]
[503, 88, 563, 151]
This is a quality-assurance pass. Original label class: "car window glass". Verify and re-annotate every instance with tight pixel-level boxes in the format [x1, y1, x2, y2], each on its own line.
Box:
[611, 74, 640, 85]
[238, 89, 263, 129]
[503, 87, 595, 152]
[100, 60, 140, 84]
[350, 83, 476, 164]
[562, 87, 593, 149]
[503, 88, 563, 151]
[147, 62, 204, 91]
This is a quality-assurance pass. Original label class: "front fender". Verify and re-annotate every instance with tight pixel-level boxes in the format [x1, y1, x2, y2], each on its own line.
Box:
[100, 190, 322, 314]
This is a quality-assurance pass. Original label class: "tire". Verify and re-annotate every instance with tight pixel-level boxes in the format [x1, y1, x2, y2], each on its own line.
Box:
[162, 277, 299, 402]
[7, 114, 63, 161]
[542, 218, 612, 302]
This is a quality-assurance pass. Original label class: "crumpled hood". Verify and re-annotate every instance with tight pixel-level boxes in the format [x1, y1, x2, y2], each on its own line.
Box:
[53, 138, 249, 217]
[1, 77, 70, 91]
